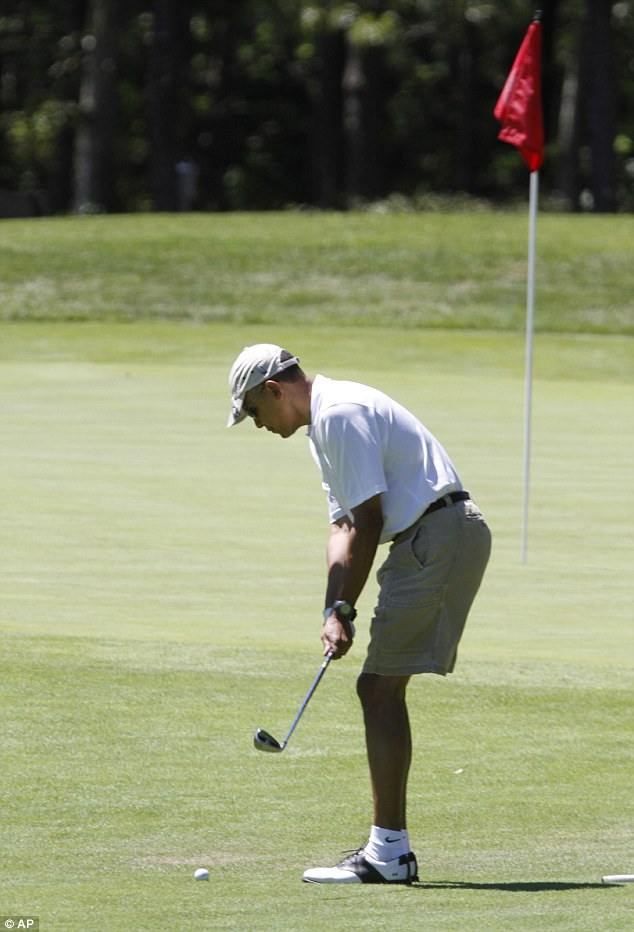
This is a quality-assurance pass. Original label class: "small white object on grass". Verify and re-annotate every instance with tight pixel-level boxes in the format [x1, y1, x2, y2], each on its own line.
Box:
[602, 874, 634, 884]
[194, 868, 209, 881]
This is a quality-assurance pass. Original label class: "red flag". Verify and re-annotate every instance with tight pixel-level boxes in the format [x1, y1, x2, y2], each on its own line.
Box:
[494, 19, 544, 172]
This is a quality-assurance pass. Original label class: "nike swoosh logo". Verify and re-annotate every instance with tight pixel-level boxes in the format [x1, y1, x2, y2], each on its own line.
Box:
[385, 836, 401, 843]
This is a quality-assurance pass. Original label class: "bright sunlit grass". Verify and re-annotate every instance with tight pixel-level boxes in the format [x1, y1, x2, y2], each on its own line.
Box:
[0, 214, 632, 930]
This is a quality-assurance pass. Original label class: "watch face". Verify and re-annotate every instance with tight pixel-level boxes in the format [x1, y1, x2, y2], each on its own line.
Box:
[334, 601, 354, 619]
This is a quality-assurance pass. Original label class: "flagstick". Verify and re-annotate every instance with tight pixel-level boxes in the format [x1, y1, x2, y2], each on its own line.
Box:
[521, 168, 539, 565]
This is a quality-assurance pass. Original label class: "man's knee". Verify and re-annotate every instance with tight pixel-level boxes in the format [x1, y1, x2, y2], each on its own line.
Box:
[356, 672, 409, 710]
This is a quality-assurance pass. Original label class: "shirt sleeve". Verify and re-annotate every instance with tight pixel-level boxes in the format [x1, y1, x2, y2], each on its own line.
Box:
[323, 483, 347, 524]
[308, 435, 346, 523]
[319, 403, 388, 513]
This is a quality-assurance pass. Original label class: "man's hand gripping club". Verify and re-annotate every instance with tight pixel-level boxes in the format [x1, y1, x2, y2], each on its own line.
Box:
[322, 611, 355, 659]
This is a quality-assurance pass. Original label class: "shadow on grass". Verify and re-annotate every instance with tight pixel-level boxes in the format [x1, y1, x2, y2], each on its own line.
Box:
[414, 881, 609, 892]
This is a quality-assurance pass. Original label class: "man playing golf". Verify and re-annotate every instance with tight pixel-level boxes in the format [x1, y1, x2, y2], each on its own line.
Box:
[227, 343, 491, 884]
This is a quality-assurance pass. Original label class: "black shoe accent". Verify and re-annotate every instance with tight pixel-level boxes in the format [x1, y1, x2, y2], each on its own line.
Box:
[399, 851, 418, 883]
[401, 851, 419, 883]
[335, 848, 419, 885]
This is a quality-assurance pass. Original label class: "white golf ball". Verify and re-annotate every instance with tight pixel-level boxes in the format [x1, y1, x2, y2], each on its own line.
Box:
[194, 867, 209, 881]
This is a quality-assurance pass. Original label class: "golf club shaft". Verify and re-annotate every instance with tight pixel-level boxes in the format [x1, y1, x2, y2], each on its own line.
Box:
[281, 651, 333, 748]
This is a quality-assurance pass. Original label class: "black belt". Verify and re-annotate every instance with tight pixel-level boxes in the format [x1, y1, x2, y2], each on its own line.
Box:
[424, 490, 470, 517]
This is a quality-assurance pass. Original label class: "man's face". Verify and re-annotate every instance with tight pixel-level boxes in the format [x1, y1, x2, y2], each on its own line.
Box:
[242, 381, 298, 438]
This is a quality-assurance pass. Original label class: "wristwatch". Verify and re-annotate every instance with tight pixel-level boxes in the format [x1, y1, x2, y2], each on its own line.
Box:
[332, 600, 357, 624]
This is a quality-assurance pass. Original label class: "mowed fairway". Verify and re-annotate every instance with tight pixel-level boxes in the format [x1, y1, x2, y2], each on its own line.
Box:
[1, 215, 633, 930]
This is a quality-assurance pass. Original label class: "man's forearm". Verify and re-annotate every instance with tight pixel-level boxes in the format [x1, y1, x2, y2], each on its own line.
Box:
[325, 495, 383, 609]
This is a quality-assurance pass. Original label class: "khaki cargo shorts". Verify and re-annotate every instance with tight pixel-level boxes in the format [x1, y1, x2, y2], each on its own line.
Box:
[362, 500, 491, 677]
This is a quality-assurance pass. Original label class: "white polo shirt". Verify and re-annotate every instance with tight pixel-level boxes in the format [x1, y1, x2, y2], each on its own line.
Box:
[307, 375, 462, 544]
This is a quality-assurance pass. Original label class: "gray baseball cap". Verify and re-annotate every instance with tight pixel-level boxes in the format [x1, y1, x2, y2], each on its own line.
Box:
[227, 343, 300, 427]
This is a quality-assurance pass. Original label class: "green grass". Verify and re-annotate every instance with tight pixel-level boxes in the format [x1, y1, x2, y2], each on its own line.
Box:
[0, 212, 633, 333]
[2, 637, 631, 930]
[1, 214, 633, 930]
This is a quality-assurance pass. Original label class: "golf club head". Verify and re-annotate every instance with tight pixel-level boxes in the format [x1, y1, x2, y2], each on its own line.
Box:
[253, 727, 284, 753]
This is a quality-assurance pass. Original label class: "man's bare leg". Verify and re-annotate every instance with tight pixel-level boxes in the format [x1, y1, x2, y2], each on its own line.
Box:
[301, 672, 418, 883]
[356, 672, 412, 830]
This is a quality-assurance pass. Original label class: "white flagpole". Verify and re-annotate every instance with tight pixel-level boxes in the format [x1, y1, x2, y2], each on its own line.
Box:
[521, 168, 539, 565]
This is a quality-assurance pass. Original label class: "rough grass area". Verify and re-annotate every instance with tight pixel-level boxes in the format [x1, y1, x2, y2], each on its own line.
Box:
[0, 212, 632, 333]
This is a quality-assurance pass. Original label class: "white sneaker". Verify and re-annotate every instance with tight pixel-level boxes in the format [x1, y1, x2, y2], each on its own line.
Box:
[302, 847, 418, 885]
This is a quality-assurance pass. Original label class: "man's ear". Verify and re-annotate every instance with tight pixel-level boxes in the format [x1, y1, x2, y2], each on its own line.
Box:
[264, 379, 283, 399]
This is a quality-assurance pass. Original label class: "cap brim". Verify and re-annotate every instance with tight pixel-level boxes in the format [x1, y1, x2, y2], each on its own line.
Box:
[227, 398, 247, 427]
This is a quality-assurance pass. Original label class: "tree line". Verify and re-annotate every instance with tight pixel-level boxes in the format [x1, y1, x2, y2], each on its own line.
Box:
[1, 0, 633, 216]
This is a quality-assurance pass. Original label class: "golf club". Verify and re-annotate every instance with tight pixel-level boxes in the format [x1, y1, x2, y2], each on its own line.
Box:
[254, 651, 334, 753]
